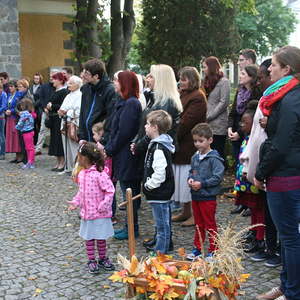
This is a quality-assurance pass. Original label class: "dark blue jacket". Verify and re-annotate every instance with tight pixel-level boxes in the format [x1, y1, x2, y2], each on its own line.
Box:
[105, 96, 142, 181]
[188, 149, 224, 201]
[79, 75, 116, 142]
[6, 91, 24, 116]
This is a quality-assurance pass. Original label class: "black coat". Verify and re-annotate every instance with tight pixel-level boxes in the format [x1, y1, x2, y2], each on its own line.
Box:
[36, 82, 55, 109]
[48, 88, 69, 157]
[105, 97, 142, 181]
[256, 85, 300, 180]
[78, 75, 116, 142]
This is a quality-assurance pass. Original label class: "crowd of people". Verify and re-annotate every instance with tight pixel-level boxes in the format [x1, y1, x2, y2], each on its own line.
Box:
[1, 45, 300, 300]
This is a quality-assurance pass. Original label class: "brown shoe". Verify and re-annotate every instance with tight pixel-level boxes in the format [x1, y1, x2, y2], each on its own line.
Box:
[172, 213, 189, 222]
[256, 287, 283, 300]
[35, 151, 42, 155]
[181, 216, 194, 227]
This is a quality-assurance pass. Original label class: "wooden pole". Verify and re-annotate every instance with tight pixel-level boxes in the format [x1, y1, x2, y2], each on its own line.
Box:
[126, 188, 136, 258]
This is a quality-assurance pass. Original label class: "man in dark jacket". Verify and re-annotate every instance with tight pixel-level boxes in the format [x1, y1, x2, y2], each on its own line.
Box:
[35, 72, 56, 154]
[79, 59, 116, 143]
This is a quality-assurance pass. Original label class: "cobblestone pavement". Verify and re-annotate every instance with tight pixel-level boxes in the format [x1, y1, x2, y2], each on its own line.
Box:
[0, 153, 280, 300]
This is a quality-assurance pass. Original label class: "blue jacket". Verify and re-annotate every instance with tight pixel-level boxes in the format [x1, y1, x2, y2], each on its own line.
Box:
[188, 149, 224, 201]
[15, 111, 34, 133]
[6, 91, 24, 116]
[0, 91, 7, 117]
[105, 96, 142, 181]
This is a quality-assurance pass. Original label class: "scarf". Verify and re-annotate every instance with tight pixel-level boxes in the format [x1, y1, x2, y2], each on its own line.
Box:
[259, 75, 300, 116]
[236, 86, 251, 114]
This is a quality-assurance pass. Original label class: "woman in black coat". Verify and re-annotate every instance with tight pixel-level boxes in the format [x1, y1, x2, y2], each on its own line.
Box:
[46, 72, 68, 171]
[105, 70, 142, 240]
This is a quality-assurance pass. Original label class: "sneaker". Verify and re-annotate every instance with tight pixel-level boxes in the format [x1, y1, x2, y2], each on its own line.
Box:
[87, 260, 100, 274]
[256, 287, 283, 299]
[250, 251, 268, 262]
[186, 248, 202, 261]
[98, 257, 115, 271]
[265, 255, 281, 268]
[114, 228, 139, 240]
[205, 252, 214, 263]
[274, 296, 287, 300]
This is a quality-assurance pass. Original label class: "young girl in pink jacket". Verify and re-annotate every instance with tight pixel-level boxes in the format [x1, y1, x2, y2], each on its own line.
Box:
[68, 142, 115, 274]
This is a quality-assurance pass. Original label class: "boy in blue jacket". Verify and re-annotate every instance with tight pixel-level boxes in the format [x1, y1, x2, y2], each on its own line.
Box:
[143, 110, 175, 254]
[187, 123, 224, 260]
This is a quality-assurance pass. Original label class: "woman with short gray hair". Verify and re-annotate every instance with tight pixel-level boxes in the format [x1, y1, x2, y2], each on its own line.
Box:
[58, 75, 82, 174]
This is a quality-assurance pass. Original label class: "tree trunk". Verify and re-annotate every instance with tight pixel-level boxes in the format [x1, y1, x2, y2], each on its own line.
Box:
[107, 0, 136, 78]
[87, 0, 102, 58]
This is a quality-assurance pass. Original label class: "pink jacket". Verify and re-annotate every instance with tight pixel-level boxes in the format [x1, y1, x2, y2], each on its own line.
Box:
[69, 165, 115, 220]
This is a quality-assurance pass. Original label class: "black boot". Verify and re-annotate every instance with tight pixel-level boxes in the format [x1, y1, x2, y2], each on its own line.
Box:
[244, 239, 265, 253]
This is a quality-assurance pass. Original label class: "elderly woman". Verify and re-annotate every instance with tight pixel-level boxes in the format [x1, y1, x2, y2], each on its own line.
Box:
[171, 67, 207, 227]
[58, 75, 82, 174]
[255, 46, 300, 300]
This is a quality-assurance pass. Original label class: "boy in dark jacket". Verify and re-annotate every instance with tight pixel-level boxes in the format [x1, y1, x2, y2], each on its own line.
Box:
[143, 110, 175, 254]
[187, 123, 224, 261]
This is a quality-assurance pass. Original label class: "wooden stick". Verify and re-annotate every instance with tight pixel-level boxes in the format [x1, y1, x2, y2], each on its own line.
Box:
[118, 193, 141, 208]
[126, 188, 136, 258]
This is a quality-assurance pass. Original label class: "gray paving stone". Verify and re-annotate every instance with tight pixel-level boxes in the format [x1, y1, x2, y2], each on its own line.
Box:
[0, 153, 282, 299]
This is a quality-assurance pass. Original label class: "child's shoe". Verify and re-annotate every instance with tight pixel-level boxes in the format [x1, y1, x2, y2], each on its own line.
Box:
[98, 257, 115, 271]
[205, 252, 214, 263]
[186, 248, 202, 260]
[87, 260, 100, 274]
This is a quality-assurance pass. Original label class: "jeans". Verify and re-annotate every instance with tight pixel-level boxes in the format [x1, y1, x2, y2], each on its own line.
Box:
[0, 118, 5, 155]
[119, 180, 141, 229]
[151, 202, 171, 254]
[267, 189, 300, 299]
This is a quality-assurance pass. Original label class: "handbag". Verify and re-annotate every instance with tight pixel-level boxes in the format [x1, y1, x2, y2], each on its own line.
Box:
[61, 110, 79, 142]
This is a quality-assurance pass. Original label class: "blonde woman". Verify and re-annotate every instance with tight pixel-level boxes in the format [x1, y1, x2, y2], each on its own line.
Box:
[131, 64, 182, 251]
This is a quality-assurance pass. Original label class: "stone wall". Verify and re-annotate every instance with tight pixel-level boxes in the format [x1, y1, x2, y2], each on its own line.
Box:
[0, 0, 22, 79]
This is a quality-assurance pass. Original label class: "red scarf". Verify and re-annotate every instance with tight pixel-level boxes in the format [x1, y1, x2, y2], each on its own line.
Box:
[259, 77, 300, 116]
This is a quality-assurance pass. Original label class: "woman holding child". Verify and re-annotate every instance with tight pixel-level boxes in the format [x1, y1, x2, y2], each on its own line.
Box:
[255, 46, 300, 300]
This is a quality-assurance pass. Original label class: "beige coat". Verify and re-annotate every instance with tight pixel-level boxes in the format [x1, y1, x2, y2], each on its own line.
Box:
[206, 77, 230, 135]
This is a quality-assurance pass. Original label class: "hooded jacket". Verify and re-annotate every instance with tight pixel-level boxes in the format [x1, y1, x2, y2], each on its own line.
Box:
[188, 149, 224, 201]
[143, 134, 175, 201]
[78, 75, 116, 142]
[69, 165, 115, 220]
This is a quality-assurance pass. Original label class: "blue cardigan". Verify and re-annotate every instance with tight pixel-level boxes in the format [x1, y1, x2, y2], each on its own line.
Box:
[105, 96, 142, 181]
[6, 91, 25, 116]
[0, 91, 7, 117]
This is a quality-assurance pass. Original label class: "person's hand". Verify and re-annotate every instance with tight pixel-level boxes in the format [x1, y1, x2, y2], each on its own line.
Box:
[130, 143, 136, 155]
[191, 181, 202, 191]
[229, 132, 240, 141]
[5, 110, 11, 116]
[68, 204, 77, 211]
[187, 178, 194, 187]
[254, 177, 265, 190]
[79, 140, 87, 146]
[58, 109, 66, 117]
[227, 127, 233, 138]
[46, 102, 52, 110]
[259, 116, 268, 129]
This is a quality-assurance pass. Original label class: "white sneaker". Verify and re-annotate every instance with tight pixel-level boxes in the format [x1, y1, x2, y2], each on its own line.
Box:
[186, 248, 202, 260]
[58, 170, 66, 175]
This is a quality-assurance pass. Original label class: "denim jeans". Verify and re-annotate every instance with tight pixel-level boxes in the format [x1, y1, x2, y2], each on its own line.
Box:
[267, 189, 300, 299]
[151, 202, 171, 254]
[0, 119, 5, 155]
[119, 180, 141, 229]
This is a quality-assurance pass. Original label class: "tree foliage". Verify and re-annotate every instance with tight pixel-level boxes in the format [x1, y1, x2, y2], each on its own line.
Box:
[236, 0, 297, 56]
[137, 0, 240, 72]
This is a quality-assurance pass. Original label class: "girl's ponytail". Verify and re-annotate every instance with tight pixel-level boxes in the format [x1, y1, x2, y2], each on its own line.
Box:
[79, 142, 105, 172]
